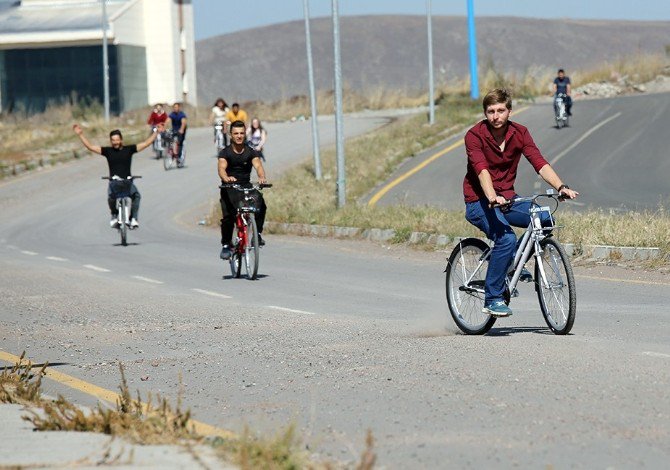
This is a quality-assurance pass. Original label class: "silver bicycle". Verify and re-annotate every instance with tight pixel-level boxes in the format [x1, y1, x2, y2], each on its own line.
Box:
[102, 175, 141, 247]
[445, 190, 576, 335]
[214, 123, 226, 153]
[554, 93, 569, 129]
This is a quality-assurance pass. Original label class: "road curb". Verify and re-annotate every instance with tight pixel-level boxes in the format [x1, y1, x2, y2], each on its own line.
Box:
[265, 222, 662, 261]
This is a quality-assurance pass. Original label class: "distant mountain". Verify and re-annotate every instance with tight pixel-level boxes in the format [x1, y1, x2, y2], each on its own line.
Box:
[196, 15, 670, 105]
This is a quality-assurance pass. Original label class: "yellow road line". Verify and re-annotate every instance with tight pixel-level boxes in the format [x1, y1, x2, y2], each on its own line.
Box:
[368, 140, 464, 207]
[367, 106, 529, 207]
[0, 350, 235, 439]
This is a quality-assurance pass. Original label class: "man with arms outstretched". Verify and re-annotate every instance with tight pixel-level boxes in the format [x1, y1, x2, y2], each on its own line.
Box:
[73, 123, 163, 228]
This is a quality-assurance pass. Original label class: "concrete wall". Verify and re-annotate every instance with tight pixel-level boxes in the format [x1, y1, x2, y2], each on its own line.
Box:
[141, 0, 196, 106]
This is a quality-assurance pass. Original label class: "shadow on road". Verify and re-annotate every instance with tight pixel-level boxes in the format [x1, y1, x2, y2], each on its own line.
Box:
[0, 362, 70, 372]
[487, 326, 557, 336]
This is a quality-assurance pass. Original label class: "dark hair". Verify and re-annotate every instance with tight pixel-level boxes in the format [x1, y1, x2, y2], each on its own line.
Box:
[230, 120, 246, 130]
[558, 68, 565, 74]
[214, 97, 227, 108]
[482, 88, 512, 111]
[109, 129, 122, 139]
[232, 102, 239, 108]
[250, 117, 264, 132]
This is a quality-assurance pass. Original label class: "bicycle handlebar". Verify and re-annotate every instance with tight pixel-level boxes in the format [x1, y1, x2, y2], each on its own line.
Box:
[101, 176, 142, 180]
[219, 182, 272, 190]
[491, 190, 567, 208]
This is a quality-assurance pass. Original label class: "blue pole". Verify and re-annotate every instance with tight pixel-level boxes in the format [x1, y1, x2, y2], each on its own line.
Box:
[467, 0, 479, 99]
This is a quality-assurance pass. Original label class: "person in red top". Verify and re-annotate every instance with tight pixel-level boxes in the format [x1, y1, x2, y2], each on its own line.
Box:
[147, 103, 167, 128]
[463, 88, 579, 317]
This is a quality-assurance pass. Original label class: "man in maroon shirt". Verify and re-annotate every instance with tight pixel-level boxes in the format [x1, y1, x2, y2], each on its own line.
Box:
[463, 88, 579, 317]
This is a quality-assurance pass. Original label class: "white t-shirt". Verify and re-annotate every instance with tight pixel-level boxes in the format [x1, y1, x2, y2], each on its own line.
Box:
[211, 106, 228, 123]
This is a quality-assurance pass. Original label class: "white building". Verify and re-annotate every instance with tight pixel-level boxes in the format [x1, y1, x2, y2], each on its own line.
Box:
[0, 0, 197, 114]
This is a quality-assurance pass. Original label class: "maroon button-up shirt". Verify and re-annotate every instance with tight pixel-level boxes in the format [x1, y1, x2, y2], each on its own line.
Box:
[463, 120, 549, 203]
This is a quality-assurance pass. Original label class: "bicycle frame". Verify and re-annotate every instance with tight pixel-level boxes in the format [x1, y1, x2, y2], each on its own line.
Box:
[459, 194, 558, 297]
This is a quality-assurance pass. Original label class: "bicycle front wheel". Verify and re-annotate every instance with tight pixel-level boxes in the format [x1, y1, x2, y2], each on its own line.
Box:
[163, 149, 173, 170]
[445, 238, 496, 335]
[119, 200, 128, 246]
[535, 237, 576, 334]
[243, 213, 259, 280]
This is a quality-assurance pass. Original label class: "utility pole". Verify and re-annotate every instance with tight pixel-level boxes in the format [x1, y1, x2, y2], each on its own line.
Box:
[427, 0, 435, 125]
[467, 0, 479, 99]
[101, 0, 110, 121]
[303, 0, 322, 180]
[331, 0, 345, 207]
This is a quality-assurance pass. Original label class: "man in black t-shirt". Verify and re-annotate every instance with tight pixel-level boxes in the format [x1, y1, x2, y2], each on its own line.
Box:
[218, 120, 268, 260]
[73, 123, 162, 228]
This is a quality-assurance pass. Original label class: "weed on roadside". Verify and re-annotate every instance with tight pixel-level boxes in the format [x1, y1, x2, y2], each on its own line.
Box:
[0, 351, 46, 406]
[25, 363, 198, 445]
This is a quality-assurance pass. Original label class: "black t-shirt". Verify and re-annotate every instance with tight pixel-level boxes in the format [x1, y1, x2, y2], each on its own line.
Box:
[101, 145, 137, 178]
[218, 145, 261, 184]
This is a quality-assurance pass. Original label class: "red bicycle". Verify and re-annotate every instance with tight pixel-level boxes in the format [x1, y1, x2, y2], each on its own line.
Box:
[220, 183, 272, 280]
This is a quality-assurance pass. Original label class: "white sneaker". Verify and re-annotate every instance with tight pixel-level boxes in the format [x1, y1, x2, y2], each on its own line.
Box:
[110, 217, 120, 228]
[130, 218, 139, 229]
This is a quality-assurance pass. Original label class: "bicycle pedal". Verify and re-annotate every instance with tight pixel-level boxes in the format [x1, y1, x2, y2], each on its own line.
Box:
[511, 288, 519, 298]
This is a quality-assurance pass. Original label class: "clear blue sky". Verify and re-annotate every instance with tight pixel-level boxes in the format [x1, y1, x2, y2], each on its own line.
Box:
[193, 0, 670, 40]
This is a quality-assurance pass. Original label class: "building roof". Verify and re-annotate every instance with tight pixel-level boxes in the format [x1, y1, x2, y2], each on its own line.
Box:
[0, 0, 134, 48]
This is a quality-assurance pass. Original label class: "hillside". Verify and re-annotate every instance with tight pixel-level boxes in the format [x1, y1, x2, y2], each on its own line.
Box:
[196, 15, 670, 104]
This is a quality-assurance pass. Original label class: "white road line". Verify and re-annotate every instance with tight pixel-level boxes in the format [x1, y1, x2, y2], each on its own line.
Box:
[83, 264, 111, 273]
[20, 250, 38, 256]
[132, 275, 163, 284]
[549, 112, 622, 166]
[46, 256, 68, 262]
[191, 288, 232, 299]
[642, 351, 670, 359]
[267, 305, 317, 315]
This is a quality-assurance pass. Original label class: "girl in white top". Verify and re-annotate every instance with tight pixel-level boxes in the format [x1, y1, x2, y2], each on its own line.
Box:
[210, 98, 229, 144]
[210, 98, 229, 124]
[246, 117, 267, 160]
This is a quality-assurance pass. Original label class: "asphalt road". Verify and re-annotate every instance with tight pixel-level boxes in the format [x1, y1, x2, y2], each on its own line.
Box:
[367, 92, 670, 211]
[1, 109, 669, 468]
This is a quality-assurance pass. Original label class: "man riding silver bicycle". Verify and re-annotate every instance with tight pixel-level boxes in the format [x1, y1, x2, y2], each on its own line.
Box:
[463, 88, 579, 317]
[73, 123, 163, 229]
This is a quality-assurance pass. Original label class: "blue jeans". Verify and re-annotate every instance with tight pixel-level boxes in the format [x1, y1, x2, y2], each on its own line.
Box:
[108, 183, 141, 220]
[465, 198, 551, 305]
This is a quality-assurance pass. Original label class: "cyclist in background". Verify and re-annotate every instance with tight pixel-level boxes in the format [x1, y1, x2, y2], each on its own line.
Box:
[168, 102, 187, 167]
[211, 98, 229, 145]
[147, 103, 167, 129]
[218, 120, 268, 260]
[225, 103, 249, 129]
[553, 68, 572, 116]
[246, 117, 267, 161]
[72, 123, 163, 229]
[463, 88, 578, 317]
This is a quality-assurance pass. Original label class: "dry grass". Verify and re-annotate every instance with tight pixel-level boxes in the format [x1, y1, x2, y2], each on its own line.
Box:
[0, 101, 207, 167]
[251, 94, 479, 222]
[574, 53, 669, 87]
[0, 351, 46, 406]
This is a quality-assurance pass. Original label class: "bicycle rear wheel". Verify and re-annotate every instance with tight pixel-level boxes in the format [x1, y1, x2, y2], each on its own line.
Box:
[535, 237, 576, 334]
[243, 213, 259, 280]
[445, 238, 496, 335]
